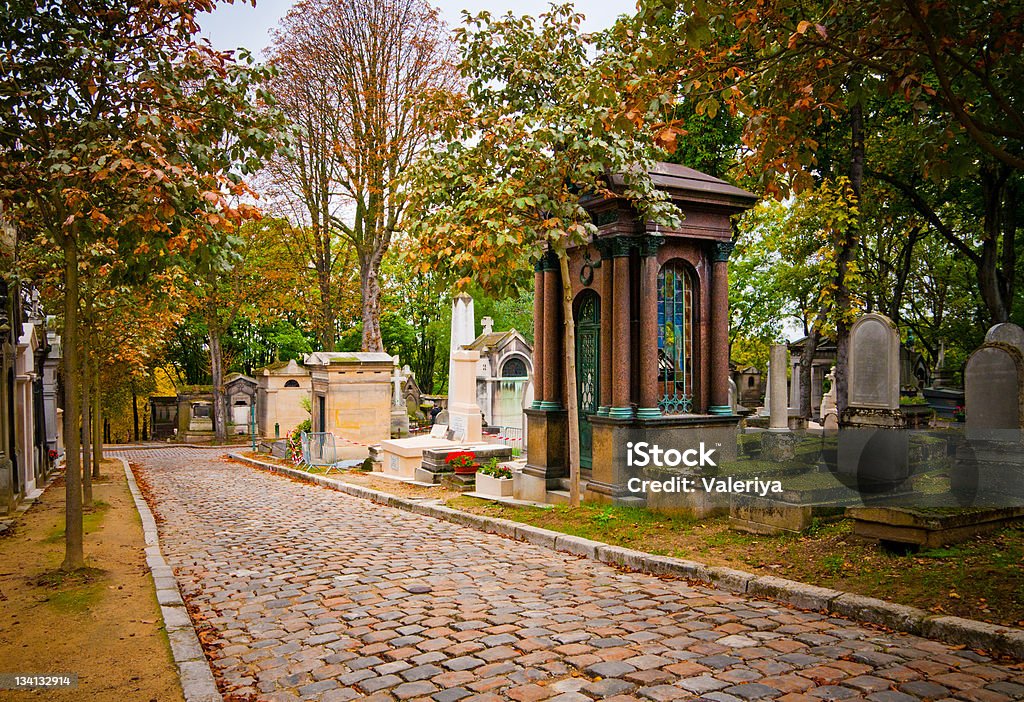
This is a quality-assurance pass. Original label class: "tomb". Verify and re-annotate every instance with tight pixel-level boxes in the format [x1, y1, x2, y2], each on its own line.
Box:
[463, 316, 534, 434]
[522, 162, 758, 505]
[224, 373, 258, 435]
[305, 352, 393, 446]
[256, 359, 311, 439]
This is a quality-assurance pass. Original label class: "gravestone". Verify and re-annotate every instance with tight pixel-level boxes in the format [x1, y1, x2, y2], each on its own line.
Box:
[447, 349, 483, 443]
[964, 343, 1024, 442]
[768, 344, 789, 430]
[390, 356, 410, 438]
[985, 322, 1024, 355]
[848, 313, 900, 411]
[839, 313, 909, 492]
[955, 341, 1024, 506]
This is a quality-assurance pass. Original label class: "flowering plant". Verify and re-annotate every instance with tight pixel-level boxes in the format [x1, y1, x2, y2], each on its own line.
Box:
[478, 457, 512, 479]
[47, 449, 58, 461]
[287, 420, 311, 464]
[445, 451, 478, 474]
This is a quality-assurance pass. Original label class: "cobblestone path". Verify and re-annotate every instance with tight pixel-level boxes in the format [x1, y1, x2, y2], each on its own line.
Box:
[124, 448, 1024, 702]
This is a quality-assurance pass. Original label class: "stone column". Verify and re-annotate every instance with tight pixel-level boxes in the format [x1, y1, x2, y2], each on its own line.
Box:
[708, 241, 735, 415]
[531, 262, 544, 409]
[762, 343, 796, 460]
[637, 235, 664, 419]
[541, 252, 562, 409]
[597, 242, 613, 416]
[609, 238, 634, 419]
[769, 343, 789, 431]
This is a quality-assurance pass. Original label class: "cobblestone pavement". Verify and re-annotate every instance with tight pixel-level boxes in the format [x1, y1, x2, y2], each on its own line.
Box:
[125, 448, 1024, 702]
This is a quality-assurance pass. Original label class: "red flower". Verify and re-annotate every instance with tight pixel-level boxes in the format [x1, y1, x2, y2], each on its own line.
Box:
[446, 451, 479, 474]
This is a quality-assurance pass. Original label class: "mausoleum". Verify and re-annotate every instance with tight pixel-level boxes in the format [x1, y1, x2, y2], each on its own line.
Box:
[522, 162, 757, 504]
[305, 351, 393, 445]
[256, 359, 311, 439]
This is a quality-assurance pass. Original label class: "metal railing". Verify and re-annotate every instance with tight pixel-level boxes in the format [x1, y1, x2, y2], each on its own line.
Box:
[493, 426, 525, 457]
[300, 432, 339, 468]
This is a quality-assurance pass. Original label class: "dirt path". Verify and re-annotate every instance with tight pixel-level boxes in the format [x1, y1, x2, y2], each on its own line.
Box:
[0, 458, 184, 702]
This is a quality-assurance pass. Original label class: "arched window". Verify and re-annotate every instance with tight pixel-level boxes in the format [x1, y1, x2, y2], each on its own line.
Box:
[284, 379, 301, 388]
[501, 357, 528, 378]
[748, 377, 755, 388]
[658, 261, 696, 414]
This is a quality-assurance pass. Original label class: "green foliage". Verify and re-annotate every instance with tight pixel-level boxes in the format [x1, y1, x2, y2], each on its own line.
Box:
[477, 458, 512, 479]
[406, 3, 682, 292]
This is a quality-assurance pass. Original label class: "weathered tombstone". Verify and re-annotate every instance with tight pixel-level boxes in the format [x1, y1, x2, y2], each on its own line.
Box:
[964, 343, 1024, 442]
[955, 341, 1024, 505]
[768, 344, 789, 430]
[847, 313, 900, 412]
[984, 322, 1024, 356]
[447, 349, 483, 443]
[839, 313, 910, 492]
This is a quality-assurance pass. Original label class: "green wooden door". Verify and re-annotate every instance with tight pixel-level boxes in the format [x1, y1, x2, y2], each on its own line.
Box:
[576, 293, 600, 470]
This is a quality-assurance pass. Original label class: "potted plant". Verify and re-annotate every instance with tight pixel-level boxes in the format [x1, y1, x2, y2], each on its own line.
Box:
[446, 450, 479, 475]
[475, 458, 514, 497]
[953, 405, 966, 423]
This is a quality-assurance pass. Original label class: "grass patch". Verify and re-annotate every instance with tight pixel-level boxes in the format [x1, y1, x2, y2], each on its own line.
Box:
[43, 500, 110, 544]
[33, 567, 107, 614]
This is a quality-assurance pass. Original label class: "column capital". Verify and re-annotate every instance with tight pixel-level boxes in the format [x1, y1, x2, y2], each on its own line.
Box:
[712, 240, 736, 262]
[610, 236, 634, 258]
[640, 234, 665, 257]
[594, 238, 614, 260]
[539, 250, 560, 271]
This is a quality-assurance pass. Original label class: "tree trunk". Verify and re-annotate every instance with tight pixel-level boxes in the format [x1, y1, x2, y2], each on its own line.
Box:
[80, 347, 92, 507]
[317, 265, 336, 351]
[557, 251, 581, 508]
[978, 165, 1012, 324]
[835, 98, 866, 415]
[61, 233, 84, 571]
[131, 385, 139, 442]
[360, 250, 384, 352]
[92, 360, 101, 477]
[799, 315, 824, 420]
[209, 331, 227, 442]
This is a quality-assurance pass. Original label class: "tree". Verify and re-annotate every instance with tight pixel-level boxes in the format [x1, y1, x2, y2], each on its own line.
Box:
[1, 0, 280, 569]
[266, 0, 457, 352]
[191, 218, 304, 441]
[406, 4, 682, 506]
[609, 0, 1024, 413]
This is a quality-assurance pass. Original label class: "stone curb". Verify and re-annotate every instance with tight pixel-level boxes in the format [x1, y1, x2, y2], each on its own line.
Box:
[119, 457, 222, 702]
[227, 453, 1024, 660]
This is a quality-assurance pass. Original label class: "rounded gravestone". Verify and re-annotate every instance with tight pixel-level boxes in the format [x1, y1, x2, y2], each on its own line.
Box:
[848, 313, 900, 410]
[984, 322, 1024, 355]
[965, 343, 1024, 441]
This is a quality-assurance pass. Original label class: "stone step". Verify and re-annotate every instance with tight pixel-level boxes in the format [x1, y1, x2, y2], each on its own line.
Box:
[546, 489, 571, 505]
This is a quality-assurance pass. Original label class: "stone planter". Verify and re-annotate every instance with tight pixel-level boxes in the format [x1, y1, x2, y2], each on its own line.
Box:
[476, 472, 514, 498]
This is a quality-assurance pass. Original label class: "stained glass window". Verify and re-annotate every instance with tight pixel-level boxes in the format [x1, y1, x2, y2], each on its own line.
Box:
[657, 261, 695, 414]
[501, 357, 527, 378]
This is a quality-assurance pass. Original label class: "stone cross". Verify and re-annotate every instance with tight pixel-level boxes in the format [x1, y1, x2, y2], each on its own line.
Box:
[481, 316, 494, 335]
[391, 357, 405, 408]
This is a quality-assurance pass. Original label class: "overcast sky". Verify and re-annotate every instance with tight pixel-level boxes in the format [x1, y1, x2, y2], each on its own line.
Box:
[199, 0, 639, 57]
